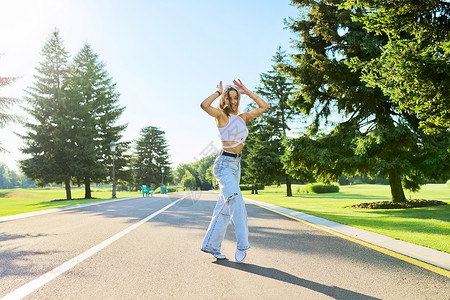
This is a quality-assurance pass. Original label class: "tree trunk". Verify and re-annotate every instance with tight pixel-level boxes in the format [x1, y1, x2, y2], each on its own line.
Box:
[286, 176, 292, 197]
[64, 179, 72, 200]
[389, 170, 406, 203]
[252, 184, 258, 194]
[84, 177, 92, 199]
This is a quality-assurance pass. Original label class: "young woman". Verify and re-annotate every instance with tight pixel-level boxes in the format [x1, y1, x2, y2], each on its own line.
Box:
[200, 79, 268, 263]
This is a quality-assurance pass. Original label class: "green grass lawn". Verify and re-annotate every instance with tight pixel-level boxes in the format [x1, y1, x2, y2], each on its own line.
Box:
[243, 184, 450, 253]
[0, 186, 138, 217]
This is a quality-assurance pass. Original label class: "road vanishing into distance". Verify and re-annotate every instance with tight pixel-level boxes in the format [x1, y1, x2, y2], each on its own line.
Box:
[1, 192, 449, 299]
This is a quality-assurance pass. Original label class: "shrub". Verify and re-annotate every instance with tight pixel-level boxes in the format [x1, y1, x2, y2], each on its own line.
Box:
[153, 186, 177, 194]
[306, 183, 340, 194]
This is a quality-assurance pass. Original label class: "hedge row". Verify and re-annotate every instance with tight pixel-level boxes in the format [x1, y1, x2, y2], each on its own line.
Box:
[305, 183, 340, 194]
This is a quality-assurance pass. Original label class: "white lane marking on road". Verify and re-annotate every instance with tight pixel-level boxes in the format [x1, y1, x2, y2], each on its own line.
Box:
[1, 196, 186, 300]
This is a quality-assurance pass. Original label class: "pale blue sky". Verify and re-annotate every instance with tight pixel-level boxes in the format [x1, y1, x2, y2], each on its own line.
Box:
[0, 0, 299, 171]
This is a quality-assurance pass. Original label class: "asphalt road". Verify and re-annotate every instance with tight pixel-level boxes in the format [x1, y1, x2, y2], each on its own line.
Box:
[1, 191, 449, 299]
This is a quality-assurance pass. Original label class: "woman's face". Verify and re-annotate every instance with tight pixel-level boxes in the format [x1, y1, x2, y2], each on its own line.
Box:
[226, 89, 239, 113]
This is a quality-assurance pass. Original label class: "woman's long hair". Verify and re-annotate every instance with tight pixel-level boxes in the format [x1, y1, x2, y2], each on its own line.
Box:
[219, 85, 240, 116]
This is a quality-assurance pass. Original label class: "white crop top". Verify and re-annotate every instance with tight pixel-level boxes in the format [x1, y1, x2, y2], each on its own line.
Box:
[218, 114, 249, 149]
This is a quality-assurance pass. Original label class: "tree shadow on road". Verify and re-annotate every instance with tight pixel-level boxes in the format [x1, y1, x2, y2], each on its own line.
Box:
[0, 247, 57, 278]
[212, 260, 381, 300]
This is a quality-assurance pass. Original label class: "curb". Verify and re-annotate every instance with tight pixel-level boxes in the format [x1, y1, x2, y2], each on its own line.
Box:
[244, 197, 450, 273]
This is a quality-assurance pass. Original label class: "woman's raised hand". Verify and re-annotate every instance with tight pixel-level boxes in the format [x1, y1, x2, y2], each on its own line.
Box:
[217, 81, 223, 94]
[233, 79, 250, 95]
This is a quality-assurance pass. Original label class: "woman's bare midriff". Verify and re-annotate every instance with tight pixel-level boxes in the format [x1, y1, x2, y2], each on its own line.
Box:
[222, 141, 244, 153]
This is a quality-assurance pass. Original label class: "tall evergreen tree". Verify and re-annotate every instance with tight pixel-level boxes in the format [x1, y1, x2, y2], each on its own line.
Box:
[283, 0, 449, 203]
[64, 43, 127, 199]
[134, 126, 171, 188]
[244, 48, 299, 196]
[342, 0, 450, 133]
[0, 54, 20, 152]
[20, 29, 75, 199]
[242, 115, 283, 194]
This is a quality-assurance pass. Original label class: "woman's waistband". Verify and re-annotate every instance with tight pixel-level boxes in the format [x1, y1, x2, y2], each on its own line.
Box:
[220, 150, 242, 158]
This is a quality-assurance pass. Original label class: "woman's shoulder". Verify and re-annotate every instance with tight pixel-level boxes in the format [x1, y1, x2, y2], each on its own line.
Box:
[216, 110, 229, 128]
[216, 109, 229, 120]
[237, 112, 248, 122]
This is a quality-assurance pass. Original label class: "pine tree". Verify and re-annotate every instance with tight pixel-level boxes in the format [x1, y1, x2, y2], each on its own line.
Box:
[20, 29, 74, 199]
[134, 126, 171, 188]
[242, 116, 283, 194]
[283, 0, 450, 203]
[343, 0, 450, 133]
[64, 43, 127, 199]
[0, 54, 19, 152]
[242, 48, 299, 196]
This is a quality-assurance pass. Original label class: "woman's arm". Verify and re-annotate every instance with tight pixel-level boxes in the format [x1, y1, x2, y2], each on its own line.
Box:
[234, 79, 269, 122]
[200, 81, 223, 118]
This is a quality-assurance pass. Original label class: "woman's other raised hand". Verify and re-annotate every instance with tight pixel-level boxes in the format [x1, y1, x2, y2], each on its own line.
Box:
[217, 81, 223, 95]
[233, 79, 250, 95]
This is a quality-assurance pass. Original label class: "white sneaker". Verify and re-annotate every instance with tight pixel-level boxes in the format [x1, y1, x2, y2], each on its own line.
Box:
[213, 253, 226, 260]
[235, 249, 246, 263]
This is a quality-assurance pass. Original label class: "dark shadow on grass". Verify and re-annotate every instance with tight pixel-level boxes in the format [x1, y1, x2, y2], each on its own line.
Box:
[50, 198, 99, 202]
[358, 204, 450, 220]
[213, 260, 381, 300]
[286, 209, 450, 243]
[30, 198, 108, 208]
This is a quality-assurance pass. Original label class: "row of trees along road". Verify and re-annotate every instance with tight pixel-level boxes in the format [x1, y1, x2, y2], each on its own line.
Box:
[0, 163, 35, 189]
[174, 154, 216, 191]
[280, 0, 449, 203]
[20, 30, 128, 200]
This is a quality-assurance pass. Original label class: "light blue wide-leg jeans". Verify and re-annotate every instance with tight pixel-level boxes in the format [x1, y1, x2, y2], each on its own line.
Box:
[201, 153, 251, 255]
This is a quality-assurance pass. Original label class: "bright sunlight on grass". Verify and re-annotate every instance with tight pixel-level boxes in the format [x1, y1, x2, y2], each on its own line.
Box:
[0, 186, 137, 217]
